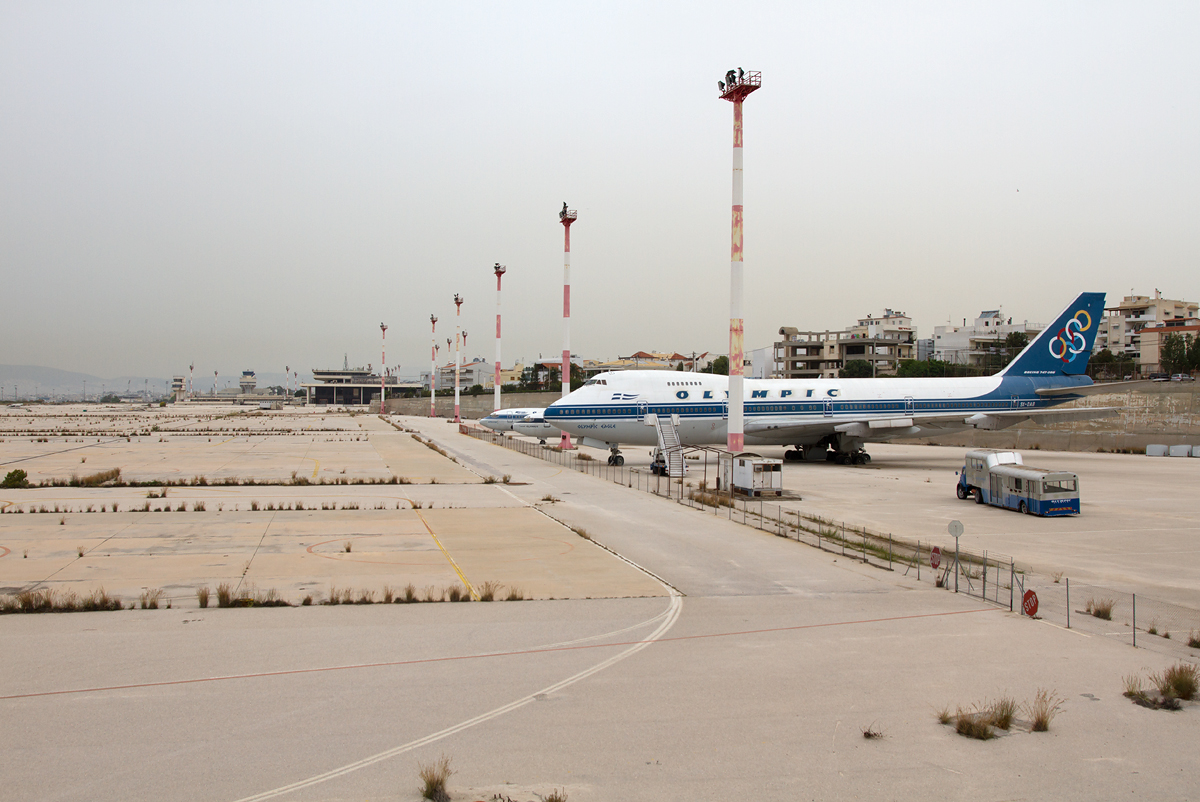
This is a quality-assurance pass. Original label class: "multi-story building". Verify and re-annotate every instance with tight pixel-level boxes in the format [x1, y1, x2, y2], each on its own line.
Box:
[1137, 319, 1200, 374]
[774, 309, 916, 379]
[1095, 291, 1198, 362]
[932, 310, 1043, 366]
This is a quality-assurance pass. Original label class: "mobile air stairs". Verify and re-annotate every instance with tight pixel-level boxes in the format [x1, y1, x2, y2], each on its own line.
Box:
[645, 413, 685, 478]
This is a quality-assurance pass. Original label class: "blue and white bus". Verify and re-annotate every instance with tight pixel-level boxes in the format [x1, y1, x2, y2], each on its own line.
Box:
[956, 449, 1080, 516]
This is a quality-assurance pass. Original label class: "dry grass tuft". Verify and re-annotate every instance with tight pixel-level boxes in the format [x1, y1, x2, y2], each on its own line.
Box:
[403, 583, 417, 603]
[954, 707, 995, 740]
[505, 587, 525, 601]
[197, 586, 210, 608]
[1189, 631, 1200, 649]
[1085, 597, 1115, 620]
[861, 723, 884, 739]
[382, 585, 395, 604]
[1025, 688, 1064, 731]
[417, 754, 453, 802]
[216, 582, 234, 608]
[935, 705, 952, 725]
[446, 585, 463, 603]
[988, 696, 1018, 730]
[344, 541, 353, 553]
[544, 789, 568, 802]
[478, 581, 500, 602]
[139, 588, 165, 609]
[1151, 663, 1199, 701]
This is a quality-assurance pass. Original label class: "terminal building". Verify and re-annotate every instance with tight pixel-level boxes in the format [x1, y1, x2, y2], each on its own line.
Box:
[774, 309, 916, 379]
[302, 366, 421, 406]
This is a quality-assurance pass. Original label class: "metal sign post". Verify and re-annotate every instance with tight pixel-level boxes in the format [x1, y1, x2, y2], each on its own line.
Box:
[948, 520, 964, 593]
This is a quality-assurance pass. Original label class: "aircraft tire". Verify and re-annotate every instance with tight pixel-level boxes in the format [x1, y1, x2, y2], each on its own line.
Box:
[852, 452, 866, 465]
[614, 455, 624, 466]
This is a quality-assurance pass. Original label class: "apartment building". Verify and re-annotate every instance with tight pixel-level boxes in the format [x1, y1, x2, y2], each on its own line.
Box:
[932, 310, 1043, 366]
[1095, 291, 1198, 361]
[774, 309, 916, 379]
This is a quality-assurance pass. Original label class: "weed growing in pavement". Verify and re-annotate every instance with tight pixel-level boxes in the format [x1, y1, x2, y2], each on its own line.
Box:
[344, 541, 352, 553]
[954, 708, 995, 740]
[216, 583, 234, 608]
[403, 583, 417, 603]
[861, 723, 884, 739]
[197, 587, 210, 608]
[544, 789, 568, 802]
[139, 588, 165, 609]
[1189, 631, 1200, 649]
[478, 581, 500, 602]
[447, 585, 463, 603]
[935, 705, 952, 725]
[1151, 663, 1198, 701]
[417, 754, 453, 802]
[1025, 689, 1064, 731]
[988, 696, 1018, 730]
[541, 494, 560, 503]
[1086, 597, 1115, 620]
[382, 585, 395, 603]
[505, 587, 525, 601]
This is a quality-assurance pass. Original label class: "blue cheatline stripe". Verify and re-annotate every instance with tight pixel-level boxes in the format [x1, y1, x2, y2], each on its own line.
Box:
[544, 396, 1053, 422]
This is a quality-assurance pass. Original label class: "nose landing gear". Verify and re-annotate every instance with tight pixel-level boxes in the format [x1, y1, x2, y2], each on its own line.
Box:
[606, 446, 624, 466]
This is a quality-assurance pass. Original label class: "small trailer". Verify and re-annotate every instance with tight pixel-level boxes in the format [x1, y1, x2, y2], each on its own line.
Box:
[718, 453, 783, 497]
[956, 449, 1080, 516]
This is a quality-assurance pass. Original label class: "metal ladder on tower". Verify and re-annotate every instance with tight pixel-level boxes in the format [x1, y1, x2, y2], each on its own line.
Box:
[647, 413, 685, 478]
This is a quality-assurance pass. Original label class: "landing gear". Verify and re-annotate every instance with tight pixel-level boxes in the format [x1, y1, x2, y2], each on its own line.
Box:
[830, 449, 871, 465]
[606, 446, 624, 466]
[784, 449, 803, 462]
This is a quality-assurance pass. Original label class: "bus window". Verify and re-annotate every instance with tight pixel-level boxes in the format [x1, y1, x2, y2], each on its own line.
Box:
[1014, 477, 1023, 491]
[1044, 478, 1077, 493]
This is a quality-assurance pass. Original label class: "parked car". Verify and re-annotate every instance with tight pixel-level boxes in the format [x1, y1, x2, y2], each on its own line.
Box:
[1171, 374, 1195, 382]
[1149, 372, 1171, 381]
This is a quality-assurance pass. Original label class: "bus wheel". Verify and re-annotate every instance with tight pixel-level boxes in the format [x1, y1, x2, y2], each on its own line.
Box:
[974, 488, 984, 504]
[956, 484, 968, 500]
[1019, 501, 1029, 514]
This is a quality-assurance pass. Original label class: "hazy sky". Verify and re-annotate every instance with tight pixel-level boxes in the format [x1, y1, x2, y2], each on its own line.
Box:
[2, 2, 1197, 380]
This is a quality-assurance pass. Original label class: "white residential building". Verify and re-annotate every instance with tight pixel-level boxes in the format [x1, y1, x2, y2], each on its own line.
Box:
[933, 310, 1043, 366]
[1094, 291, 1198, 362]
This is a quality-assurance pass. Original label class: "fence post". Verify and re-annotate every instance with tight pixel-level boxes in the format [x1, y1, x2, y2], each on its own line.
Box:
[982, 550, 987, 600]
[1132, 594, 1137, 648]
[888, 534, 892, 570]
[1066, 577, 1070, 628]
[1009, 560, 1014, 611]
[841, 522, 845, 556]
[917, 540, 920, 581]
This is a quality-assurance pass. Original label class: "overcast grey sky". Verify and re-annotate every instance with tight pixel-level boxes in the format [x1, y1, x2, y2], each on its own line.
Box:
[2, 1, 1197, 380]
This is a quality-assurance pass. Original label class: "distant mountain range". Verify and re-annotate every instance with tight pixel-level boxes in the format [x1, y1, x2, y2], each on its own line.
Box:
[0, 365, 313, 400]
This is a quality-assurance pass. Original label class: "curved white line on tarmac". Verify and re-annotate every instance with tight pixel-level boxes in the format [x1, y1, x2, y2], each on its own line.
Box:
[231, 589, 682, 802]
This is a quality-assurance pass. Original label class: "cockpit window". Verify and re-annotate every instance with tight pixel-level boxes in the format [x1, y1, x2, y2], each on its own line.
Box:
[583, 379, 607, 386]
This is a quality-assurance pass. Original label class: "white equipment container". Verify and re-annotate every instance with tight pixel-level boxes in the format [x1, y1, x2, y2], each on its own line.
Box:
[1168, 444, 1191, 457]
[718, 453, 783, 497]
[1146, 444, 1169, 457]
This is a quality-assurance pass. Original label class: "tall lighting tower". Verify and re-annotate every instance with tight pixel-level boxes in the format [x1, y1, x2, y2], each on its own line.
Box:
[558, 203, 578, 449]
[453, 294, 463, 423]
[379, 323, 388, 414]
[284, 365, 290, 402]
[719, 68, 761, 453]
[493, 262, 507, 412]
[429, 315, 438, 417]
[189, 363, 194, 399]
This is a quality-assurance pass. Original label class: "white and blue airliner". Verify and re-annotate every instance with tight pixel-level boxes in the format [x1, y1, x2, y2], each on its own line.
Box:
[545, 292, 1127, 465]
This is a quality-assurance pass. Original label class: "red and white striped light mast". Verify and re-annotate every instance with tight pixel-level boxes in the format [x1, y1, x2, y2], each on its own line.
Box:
[429, 315, 438, 417]
[453, 294, 463, 423]
[188, 363, 194, 399]
[284, 364, 289, 401]
[558, 203, 578, 449]
[379, 323, 388, 414]
[719, 68, 761, 453]
[493, 262, 507, 411]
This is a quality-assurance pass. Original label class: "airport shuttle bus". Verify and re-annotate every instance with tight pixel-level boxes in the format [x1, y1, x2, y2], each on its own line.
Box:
[956, 449, 1080, 516]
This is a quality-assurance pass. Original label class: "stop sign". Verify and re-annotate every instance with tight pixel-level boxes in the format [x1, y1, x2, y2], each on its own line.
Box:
[931, 546, 942, 569]
[1022, 590, 1039, 617]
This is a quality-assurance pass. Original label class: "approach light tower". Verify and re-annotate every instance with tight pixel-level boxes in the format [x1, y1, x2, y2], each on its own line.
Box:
[189, 363, 194, 399]
[453, 294, 464, 422]
[379, 323, 388, 414]
[559, 203, 578, 449]
[429, 315, 438, 417]
[493, 263, 507, 412]
[719, 68, 761, 453]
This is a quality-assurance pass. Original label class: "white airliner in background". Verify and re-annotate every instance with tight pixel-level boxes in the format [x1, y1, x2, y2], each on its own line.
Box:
[544, 292, 1130, 465]
[479, 408, 545, 432]
[480, 407, 558, 444]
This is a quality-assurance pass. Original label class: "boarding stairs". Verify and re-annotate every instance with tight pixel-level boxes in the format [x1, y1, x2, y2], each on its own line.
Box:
[646, 413, 686, 478]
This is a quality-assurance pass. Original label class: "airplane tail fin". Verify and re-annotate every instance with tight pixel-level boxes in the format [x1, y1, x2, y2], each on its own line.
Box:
[999, 292, 1106, 377]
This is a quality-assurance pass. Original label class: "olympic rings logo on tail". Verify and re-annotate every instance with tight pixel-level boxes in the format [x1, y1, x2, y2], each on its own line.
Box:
[1048, 310, 1093, 363]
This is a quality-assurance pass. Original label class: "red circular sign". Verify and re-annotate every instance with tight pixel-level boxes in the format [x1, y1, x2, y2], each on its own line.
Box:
[930, 546, 941, 570]
[1022, 590, 1039, 617]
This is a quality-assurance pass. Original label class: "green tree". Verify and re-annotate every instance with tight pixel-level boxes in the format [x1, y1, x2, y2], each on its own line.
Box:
[1161, 333, 1188, 374]
[2, 469, 30, 488]
[705, 356, 729, 375]
[1187, 334, 1200, 372]
[839, 359, 873, 378]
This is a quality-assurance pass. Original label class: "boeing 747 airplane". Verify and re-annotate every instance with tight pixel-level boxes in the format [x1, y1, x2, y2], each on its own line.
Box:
[545, 292, 1127, 465]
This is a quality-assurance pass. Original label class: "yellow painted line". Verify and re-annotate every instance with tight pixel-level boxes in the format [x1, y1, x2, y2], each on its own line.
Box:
[307, 458, 320, 478]
[414, 510, 478, 600]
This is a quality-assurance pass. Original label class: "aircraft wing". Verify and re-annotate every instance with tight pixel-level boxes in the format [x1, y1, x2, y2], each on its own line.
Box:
[745, 406, 1121, 441]
[1036, 380, 1159, 397]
